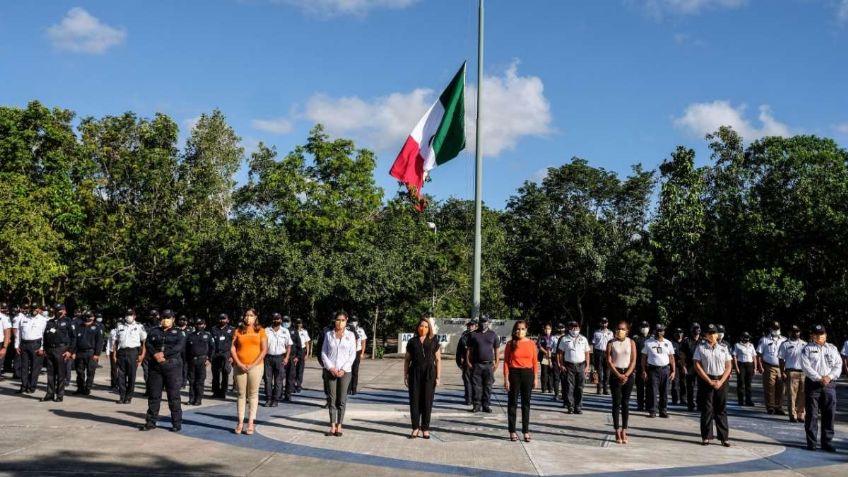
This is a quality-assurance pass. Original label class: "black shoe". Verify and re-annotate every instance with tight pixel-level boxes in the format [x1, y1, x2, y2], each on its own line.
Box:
[721, 441, 731, 447]
[687, 406, 695, 412]
[745, 401, 755, 406]
[822, 444, 837, 453]
[648, 412, 656, 418]
[282, 397, 291, 403]
[15, 389, 25, 394]
[41, 395, 54, 402]
[659, 412, 669, 418]
[637, 406, 645, 412]
[806, 443, 816, 451]
[263, 402, 272, 407]
[574, 409, 583, 415]
[774, 409, 786, 416]
[125, 398, 132, 404]
[321, 404, 328, 409]
[116, 399, 125, 404]
[483, 407, 493, 413]
[603, 390, 609, 395]
[789, 417, 797, 423]
[54, 396, 63, 402]
[464, 400, 471, 406]
[471, 406, 480, 413]
[139, 423, 156, 431]
[767, 409, 775, 415]
[169, 426, 181, 433]
[73, 389, 83, 395]
[562, 406, 572, 413]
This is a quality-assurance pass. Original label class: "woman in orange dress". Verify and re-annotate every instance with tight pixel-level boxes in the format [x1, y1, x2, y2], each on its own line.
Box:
[230, 308, 267, 435]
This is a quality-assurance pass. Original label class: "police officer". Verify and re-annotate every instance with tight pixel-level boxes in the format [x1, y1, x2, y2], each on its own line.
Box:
[293, 318, 310, 393]
[73, 312, 103, 395]
[732, 331, 757, 407]
[64, 307, 80, 387]
[141, 309, 160, 396]
[757, 321, 787, 415]
[14, 306, 48, 394]
[801, 324, 842, 452]
[176, 315, 192, 388]
[557, 320, 590, 414]
[671, 328, 686, 405]
[0, 303, 11, 380]
[693, 324, 733, 447]
[264, 313, 292, 407]
[283, 315, 302, 402]
[680, 323, 702, 411]
[466, 315, 499, 413]
[112, 309, 147, 404]
[41, 305, 76, 402]
[186, 317, 213, 405]
[140, 310, 185, 432]
[552, 322, 566, 401]
[591, 317, 613, 395]
[210, 313, 235, 399]
[537, 323, 556, 394]
[641, 323, 675, 418]
[778, 325, 806, 422]
[632, 321, 651, 411]
[348, 316, 367, 395]
[455, 320, 477, 405]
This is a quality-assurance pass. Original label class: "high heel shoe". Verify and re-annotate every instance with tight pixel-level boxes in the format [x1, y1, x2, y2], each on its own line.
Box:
[234, 425, 243, 435]
[509, 433, 518, 442]
[523, 433, 532, 443]
[408, 429, 420, 439]
[245, 424, 255, 435]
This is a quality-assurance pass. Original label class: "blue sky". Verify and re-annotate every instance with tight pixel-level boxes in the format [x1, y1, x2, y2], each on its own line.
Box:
[2, 0, 847, 209]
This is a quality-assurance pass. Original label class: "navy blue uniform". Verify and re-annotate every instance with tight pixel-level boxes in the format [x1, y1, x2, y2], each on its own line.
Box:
[210, 325, 234, 398]
[42, 316, 76, 400]
[455, 330, 474, 404]
[186, 330, 214, 404]
[74, 324, 103, 394]
[143, 327, 185, 430]
[285, 329, 303, 400]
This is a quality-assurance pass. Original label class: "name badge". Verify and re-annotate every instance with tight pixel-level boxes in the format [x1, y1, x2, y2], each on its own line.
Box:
[219, 336, 225, 341]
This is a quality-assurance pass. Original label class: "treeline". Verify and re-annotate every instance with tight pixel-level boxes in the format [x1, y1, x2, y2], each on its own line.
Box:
[2, 101, 847, 341]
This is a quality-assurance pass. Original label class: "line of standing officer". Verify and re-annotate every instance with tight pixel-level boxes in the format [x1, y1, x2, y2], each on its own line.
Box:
[111, 309, 147, 404]
[591, 317, 613, 395]
[455, 320, 476, 405]
[641, 323, 675, 418]
[732, 331, 757, 407]
[140, 310, 185, 432]
[757, 321, 787, 415]
[801, 324, 842, 452]
[679, 323, 702, 412]
[41, 305, 76, 402]
[778, 325, 806, 423]
[692, 324, 733, 447]
[284, 316, 303, 401]
[73, 312, 103, 395]
[210, 313, 234, 399]
[263, 313, 293, 407]
[186, 318, 214, 405]
[14, 306, 49, 394]
[557, 320, 590, 414]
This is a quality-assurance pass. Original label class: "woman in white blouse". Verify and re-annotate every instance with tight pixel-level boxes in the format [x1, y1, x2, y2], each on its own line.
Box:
[321, 311, 357, 437]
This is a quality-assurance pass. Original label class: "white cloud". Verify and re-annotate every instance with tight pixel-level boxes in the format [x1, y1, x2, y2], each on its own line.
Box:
[304, 62, 552, 157]
[184, 116, 201, 132]
[674, 100, 792, 141]
[838, 0, 848, 24]
[271, 0, 417, 17]
[834, 123, 848, 135]
[636, 0, 747, 19]
[251, 117, 294, 134]
[532, 167, 552, 182]
[47, 7, 126, 54]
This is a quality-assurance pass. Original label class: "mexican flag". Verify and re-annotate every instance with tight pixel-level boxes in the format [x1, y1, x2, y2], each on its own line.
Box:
[390, 63, 466, 210]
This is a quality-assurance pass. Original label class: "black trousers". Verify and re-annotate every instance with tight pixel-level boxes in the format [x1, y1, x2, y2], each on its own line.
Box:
[285, 358, 297, 399]
[295, 353, 305, 391]
[592, 349, 610, 392]
[507, 368, 533, 433]
[115, 347, 140, 401]
[64, 357, 73, 386]
[188, 356, 207, 403]
[804, 379, 836, 447]
[210, 354, 231, 397]
[408, 367, 436, 431]
[460, 363, 473, 403]
[610, 369, 634, 429]
[471, 362, 494, 408]
[647, 365, 670, 413]
[698, 375, 729, 442]
[181, 355, 189, 388]
[19, 340, 42, 391]
[145, 359, 183, 428]
[142, 355, 150, 389]
[635, 366, 647, 410]
[349, 353, 361, 394]
[671, 366, 686, 404]
[263, 354, 286, 402]
[74, 350, 97, 391]
[44, 346, 68, 398]
[736, 362, 754, 404]
[686, 368, 698, 410]
[552, 364, 562, 398]
[562, 362, 585, 411]
[540, 362, 555, 393]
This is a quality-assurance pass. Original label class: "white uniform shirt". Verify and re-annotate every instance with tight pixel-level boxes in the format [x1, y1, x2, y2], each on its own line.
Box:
[266, 326, 293, 356]
[592, 328, 614, 351]
[757, 335, 787, 366]
[801, 342, 843, 382]
[111, 322, 147, 350]
[733, 342, 756, 363]
[693, 341, 733, 376]
[557, 334, 590, 364]
[354, 326, 367, 352]
[0, 313, 10, 340]
[298, 329, 310, 348]
[778, 339, 805, 370]
[321, 329, 357, 373]
[13, 313, 49, 348]
[841, 340, 848, 357]
[641, 337, 674, 366]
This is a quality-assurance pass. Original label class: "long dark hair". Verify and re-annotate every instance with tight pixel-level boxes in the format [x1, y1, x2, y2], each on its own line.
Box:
[511, 320, 528, 351]
[238, 308, 261, 333]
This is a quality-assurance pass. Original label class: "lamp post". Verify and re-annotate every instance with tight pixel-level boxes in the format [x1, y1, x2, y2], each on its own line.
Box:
[427, 221, 437, 317]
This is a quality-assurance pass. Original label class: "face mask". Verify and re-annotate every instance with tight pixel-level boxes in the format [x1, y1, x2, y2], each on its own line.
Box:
[244, 315, 256, 326]
[640, 327, 649, 336]
[283, 322, 291, 329]
[335, 320, 347, 330]
[705, 334, 718, 345]
[417, 325, 428, 337]
[272, 320, 282, 327]
[96, 317, 103, 323]
[771, 329, 780, 337]
[615, 330, 627, 340]
[814, 334, 826, 345]
[741, 337, 750, 343]
[569, 329, 579, 337]
[517, 329, 527, 339]
[601, 324, 607, 328]
[160, 318, 174, 329]
[717, 333, 724, 341]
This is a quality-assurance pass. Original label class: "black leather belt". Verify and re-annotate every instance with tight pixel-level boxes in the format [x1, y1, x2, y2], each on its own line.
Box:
[648, 364, 669, 370]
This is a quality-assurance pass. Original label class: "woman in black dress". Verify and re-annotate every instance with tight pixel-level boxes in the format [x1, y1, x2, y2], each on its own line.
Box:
[404, 318, 442, 439]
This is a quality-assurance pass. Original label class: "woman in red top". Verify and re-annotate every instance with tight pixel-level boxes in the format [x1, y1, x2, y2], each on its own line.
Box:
[503, 320, 539, 442]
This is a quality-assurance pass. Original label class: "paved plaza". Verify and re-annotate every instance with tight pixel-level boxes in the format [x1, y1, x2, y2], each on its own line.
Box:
[0, 358, 846, 476]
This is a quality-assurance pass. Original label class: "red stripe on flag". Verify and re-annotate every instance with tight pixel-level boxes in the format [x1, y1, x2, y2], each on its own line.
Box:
[389, 136, 425, 191]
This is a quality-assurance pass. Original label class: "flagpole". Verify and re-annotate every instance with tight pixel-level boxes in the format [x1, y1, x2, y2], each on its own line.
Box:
[471, 0, 484, 320]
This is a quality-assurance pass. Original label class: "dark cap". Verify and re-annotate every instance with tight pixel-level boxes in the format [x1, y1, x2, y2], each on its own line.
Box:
[567, 320, 579, 328]
[271, 312, 282, 320]
[195, 317, 206, 326]
[674, 328, 684, 333]
[790, 324, 801, 332]
[282, 315, 291, 322]
[691, 322, 701, 331]
[55, 304, 66, 311]
[705, 324, 718, 334]
[218, 313, 228, 321]
[716, 324, 725, 333]
[294, 318, 303, 325]
[83, 313, 95, 320]
[466, 320, 477, 327]
[654, 323, 666, 332]
[149, 309, 160, 317]
[740, 331, 751, 338]
[810, 324, 826, 335]
[126, 308, 136, 315]
[770, 321, 781, 330]
[350, 315, 359, 323]
[478, 315, 490, 323]
[556, 322, 566, 329]
[177, 315, 188, 322]
[161, 309, 175, 319]
[639, 321, 649, 328]
[599, 317, 608, 324]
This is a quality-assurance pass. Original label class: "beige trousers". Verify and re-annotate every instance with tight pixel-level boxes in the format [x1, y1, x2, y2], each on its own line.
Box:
[235, 363, 264, 423]
[762, 363, 784, 412]
[785, 370, 805, 420]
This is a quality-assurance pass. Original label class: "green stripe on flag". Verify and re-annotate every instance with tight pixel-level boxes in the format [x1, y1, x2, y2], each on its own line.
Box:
[432, 62, 466, 166]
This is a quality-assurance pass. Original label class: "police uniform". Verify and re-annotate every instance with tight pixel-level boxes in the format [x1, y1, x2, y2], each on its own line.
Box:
[591, 323, 613, 394]
[285, 322, 303, 400]
[778, 334, 806, 421]
[536, 331, 556, 393]
[186, 324, 213, 405]
[757, 327, 787, 414]
[693, 329, 732, 444]
[642, 332, 675, 417]
[348, 322, 367, 395]
[467, 318, 499, 412]
[112, 318, 147, 403]
[41, 313, 76, 401]
[557, 326, 590, 413]
[141, 325, 186, 431]
[632, 322, 651, 412]
[73, 320, 104, 395]
[13, 312, 48, 393]
[455, 325, 475, 405]
[680, 326, 702, 411]
[671, 330, 686, 405]
[551, 327, 566, 400]
[210, 322, 235, 398]
[263, 324, 293, 406]
[732, 337, 757, 406]
[801, 326, 842, 451]
[295, 326, 310, 393]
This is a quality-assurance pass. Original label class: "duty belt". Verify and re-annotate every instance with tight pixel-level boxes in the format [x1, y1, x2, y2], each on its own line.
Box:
[785, 368, 802, 372]
[21, 339, 42, 344]
[648, 364, 669, 369]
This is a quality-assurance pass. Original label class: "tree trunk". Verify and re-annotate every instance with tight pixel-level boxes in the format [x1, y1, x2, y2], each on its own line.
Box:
[371, 305, 379, 360]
